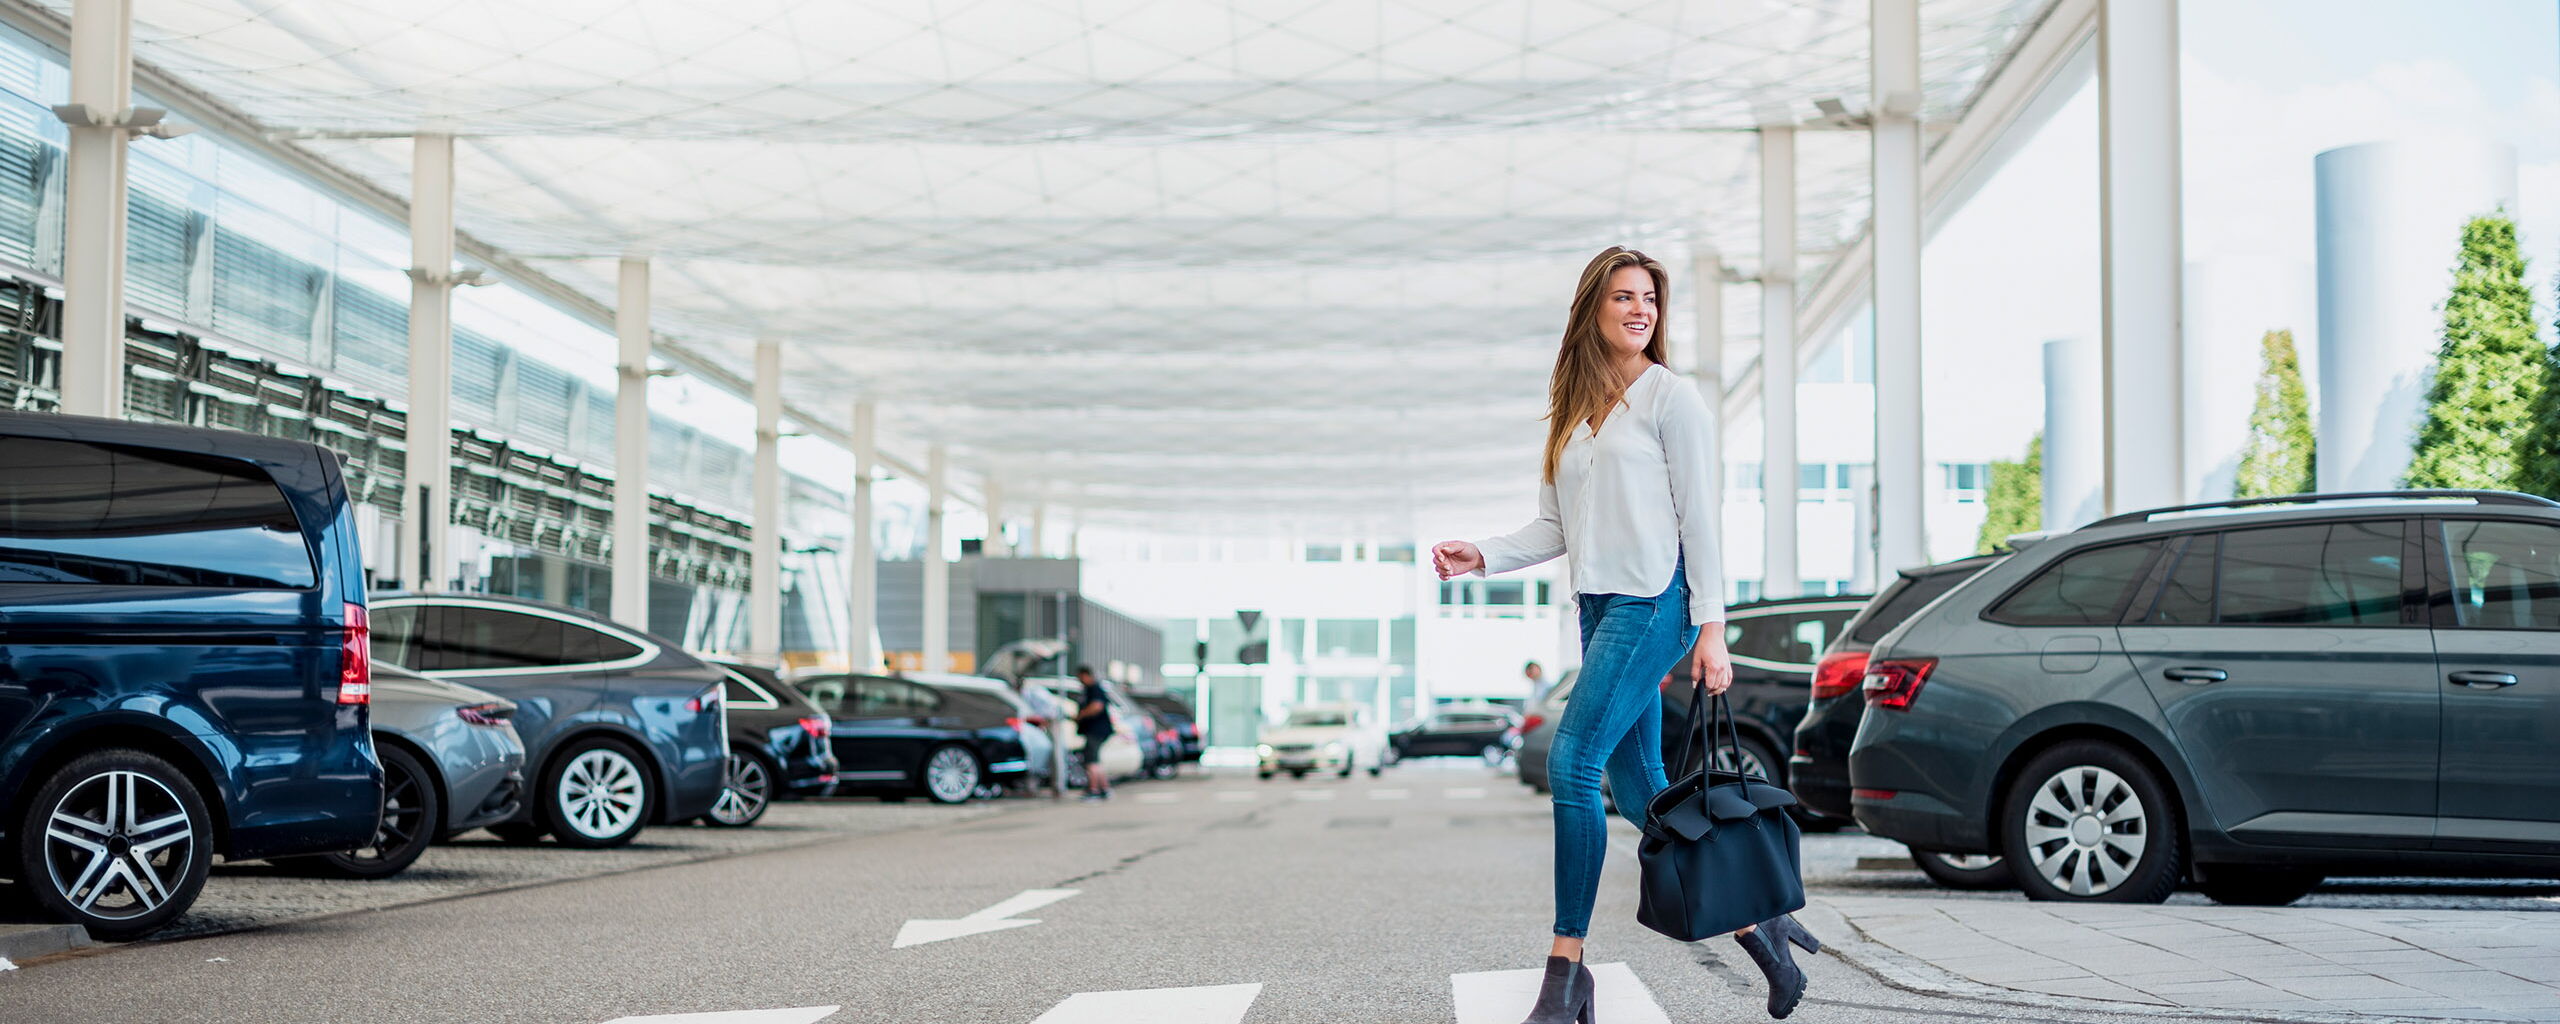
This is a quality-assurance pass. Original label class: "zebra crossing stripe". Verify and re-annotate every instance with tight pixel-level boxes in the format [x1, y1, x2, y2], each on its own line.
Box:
[1029, 983, 1262, 1024]
[598, 1007, 840, 1024]
[1450, 962, 1671, 1024]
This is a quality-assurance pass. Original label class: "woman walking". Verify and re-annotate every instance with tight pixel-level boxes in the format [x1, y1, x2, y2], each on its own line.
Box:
[1432, 247, 1817, 1023]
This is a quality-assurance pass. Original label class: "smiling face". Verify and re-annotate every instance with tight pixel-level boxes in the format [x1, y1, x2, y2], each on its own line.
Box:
[1596, 264, 1658, 361]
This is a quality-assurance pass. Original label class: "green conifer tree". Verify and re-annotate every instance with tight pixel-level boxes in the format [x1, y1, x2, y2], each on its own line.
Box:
[2406, 214, 2543, 492]
[2233, 329, 2316, 498]
[1975, 433, 2042, 555]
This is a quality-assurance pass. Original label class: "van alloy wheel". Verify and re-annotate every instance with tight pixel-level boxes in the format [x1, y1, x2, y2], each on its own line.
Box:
[559, 748, 647, 840]
[43, 770, 197, 922]
[2020, 764, 2149, 897]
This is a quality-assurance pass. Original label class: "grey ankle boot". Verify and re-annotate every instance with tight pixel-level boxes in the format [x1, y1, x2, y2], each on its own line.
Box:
[1517, 956, 1596, 1024]
[1734, 926, 1807, 1019]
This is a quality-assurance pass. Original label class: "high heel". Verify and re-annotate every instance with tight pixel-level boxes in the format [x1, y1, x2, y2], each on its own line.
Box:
[1517, 956, 1598, 1024]
[1766, 913, 1822, 955]
[1734, 927, 1807, 1019]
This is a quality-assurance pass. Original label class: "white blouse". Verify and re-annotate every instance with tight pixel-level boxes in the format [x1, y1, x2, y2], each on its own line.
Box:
[1473, 363, 1726, 626]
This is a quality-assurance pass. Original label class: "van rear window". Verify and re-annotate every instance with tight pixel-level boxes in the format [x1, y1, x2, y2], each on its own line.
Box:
[0, 437, 316, 588]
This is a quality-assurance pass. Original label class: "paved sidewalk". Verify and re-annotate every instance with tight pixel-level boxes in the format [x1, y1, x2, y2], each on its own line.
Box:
[1820, 895, 2560, 1021]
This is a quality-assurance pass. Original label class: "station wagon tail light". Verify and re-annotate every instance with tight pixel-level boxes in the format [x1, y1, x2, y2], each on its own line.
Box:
[798, 716, 830, 739]
[456, 702, 511, 726]
[337, 604, 371, 705]
[686, 684, 722, 713]
[1811, 651, 1870, 699]
[1862, 658, 1936, 711]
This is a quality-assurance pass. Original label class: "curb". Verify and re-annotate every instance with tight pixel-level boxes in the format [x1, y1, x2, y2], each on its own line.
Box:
[0, 923, 93, 966]
[1803, 898, 2502, 1024]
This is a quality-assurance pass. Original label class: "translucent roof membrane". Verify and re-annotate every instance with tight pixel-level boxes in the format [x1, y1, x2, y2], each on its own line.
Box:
[66, 0, 2055, 530]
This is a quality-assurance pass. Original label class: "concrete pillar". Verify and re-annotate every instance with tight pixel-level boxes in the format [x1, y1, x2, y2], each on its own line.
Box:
[1759, 125, 1800, 600]
[1067, 499, 1084, 559]
[401, 134, 457, 592]
[2097, 0, 2186, 514]
[1871, 0, 1928, 576]
[2314, 140, 2517, 493]
[611, 257, 652, 629]
[2043, 338, 2105, 531]
[1691, 256, 1726, 505]
[847, 401, 879, 673]
[923, 444, 950, 673]
[750, 339, 784, 660]
[1029, 501, 1048, 559]
[55, 0, 133, 418]
[982, 478, 1007, 557]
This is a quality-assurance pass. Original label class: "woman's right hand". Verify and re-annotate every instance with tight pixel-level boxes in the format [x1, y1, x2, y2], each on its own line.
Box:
[1431, 541, 1485, 580]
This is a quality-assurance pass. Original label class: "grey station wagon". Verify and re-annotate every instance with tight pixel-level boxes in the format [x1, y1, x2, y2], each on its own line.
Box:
[1850, 490, 2560, 906]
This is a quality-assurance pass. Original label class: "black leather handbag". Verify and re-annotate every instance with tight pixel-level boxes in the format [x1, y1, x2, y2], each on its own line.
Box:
[1634, 687, 1807, 942]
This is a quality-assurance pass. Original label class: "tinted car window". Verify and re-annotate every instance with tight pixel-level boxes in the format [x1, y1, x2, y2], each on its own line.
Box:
[2144, 533, 2219, 624]
[2217, 521, 2404, 626]
[559, 621, 644, 665]
[2440, 519, 2560, 629]
[720, 670, 777, 707]
[1990, 540, 2163, 625]
[797, 675, 851, 714]
[371, 604, 425, 668]
[0, 437, 315, 588]
[432, 607, 569, 670]
[852, 678, 941, 716]
[1724, 615, 1790, 662]
[1851, 568, 1980, 643]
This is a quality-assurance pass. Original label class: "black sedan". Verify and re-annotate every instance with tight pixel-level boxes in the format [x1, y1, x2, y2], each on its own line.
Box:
[1132, 693, 1204, 764]
[1659, 594, 1868, 795]
[794, 673, 1032, 804]
[703, 660, 840, 827]
[1391, 704, 1520, 760]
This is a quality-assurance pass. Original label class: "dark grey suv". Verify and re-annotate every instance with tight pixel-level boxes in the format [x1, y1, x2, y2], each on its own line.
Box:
[1851, 490, 2560, 906]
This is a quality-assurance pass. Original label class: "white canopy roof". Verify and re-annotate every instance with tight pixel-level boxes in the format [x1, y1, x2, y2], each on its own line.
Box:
[62, 0, 2056, 532]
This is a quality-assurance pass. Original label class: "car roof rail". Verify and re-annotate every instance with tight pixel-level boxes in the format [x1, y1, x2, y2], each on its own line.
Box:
[2084, 489, 2560, 530]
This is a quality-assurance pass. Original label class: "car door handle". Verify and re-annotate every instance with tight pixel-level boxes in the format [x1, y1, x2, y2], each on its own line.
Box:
[2163, 666, 2228, 684]
[2449, 671, 2520, 689]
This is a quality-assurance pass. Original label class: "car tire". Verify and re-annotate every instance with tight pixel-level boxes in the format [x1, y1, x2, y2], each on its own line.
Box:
[2001, 741, 2182, 904]
[1368, 763, 1383, 777]
[1258, 771, 1274, 780]
[920, 744, 982, 805]
[537, 737, 655, 849]
[286, 744, 441, 879]
[2198, 866, 2325, 907]
[1290, 769, 1308, 779]
[1337, 756, 1354, 779]
[14, 748, 214, 941]
[1913, 850, 2016, 891]
[485, 820, 550, 844]
[699, 747, 777, 828]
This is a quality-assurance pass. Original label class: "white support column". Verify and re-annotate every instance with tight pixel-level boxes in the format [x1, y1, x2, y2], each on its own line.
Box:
[923, 444, 950, 673]
[2097, 0, 2186, 513]
[847, 401, 879, 673]
[1871, 0, 1928, 575]
[401, 133, 457, 592]
[1691, 255, 1726, 504]
[1029, 500, 1048, 559]
[1067, 498, 1084, 560]
[750, 339, 784, 661]
[55, 0, 133, 418]
[611, 257, 652, 629]
[1759, 125, 1801, 600]
[982, 478, 1007, 557]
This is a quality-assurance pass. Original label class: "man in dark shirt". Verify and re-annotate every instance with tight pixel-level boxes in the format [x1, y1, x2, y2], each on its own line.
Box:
[1074, 665, 1114, 800]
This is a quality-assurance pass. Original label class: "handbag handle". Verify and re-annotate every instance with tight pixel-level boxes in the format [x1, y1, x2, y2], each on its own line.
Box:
[1671, 670, 1742, 780]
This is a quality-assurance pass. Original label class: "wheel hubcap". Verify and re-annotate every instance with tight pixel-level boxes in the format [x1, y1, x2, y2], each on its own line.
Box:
[560, 749, 645, 839]
[927, 748, 977, 801]
[2022, 764, 2147, 897]
[44, 770, 195, 920]
[711, 755, 770, 824]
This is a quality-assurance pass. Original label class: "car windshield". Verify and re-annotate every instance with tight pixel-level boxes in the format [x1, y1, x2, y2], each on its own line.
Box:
[1286, 710, 1349, 727]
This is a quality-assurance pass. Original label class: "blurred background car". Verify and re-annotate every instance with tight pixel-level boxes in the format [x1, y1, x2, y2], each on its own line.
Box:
[1027, 675, 1145, 785]
[1516, 670, 1576, 793]
[1258, 703, 1388, 779]
[370, 595, 729, 848]
[797, 673, 1032, 803]
[281, 663, 525, 878]
[1131, 692, 1204, 767]
[702, 660, 838, 827]
[904, 671, 1050, 795]
[1658, 594, 1868, 828]
[1390, 703, 1521, 761]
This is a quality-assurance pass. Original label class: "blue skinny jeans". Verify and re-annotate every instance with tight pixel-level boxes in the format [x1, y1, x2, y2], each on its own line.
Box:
[1549, 563, 1699, 938]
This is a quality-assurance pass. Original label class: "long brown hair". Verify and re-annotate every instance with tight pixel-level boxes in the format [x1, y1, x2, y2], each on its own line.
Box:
[1542, 246, 1671, 483]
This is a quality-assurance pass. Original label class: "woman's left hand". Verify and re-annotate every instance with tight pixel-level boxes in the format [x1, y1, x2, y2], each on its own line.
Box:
[1690, 625, 1733, 696]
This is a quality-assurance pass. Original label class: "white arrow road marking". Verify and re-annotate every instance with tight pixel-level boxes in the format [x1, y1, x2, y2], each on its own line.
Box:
[1451, 962, 1671, 1024]
[598, 1007, 839, 1024]
[894, 888, 1080, 949]
[1030, 983, 1261, 1024]
[1446, 787, 1487, 799]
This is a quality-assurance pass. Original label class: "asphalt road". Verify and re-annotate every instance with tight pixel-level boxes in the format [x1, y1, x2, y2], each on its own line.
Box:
[0, 761, 2478, 1024]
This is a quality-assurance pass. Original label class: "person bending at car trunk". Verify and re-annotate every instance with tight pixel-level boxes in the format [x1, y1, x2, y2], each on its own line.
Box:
[1432, 247, 1817, 1022]
[1074, 665, 1113, 800]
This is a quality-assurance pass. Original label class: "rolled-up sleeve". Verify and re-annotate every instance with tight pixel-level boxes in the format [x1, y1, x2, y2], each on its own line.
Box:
[1658, 383, 1727, 625]
[1474, 477, 1566, 575]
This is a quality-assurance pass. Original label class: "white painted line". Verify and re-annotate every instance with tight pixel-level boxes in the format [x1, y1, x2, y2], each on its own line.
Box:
[1031, 983, 1261, 1024]
[1291, 790, 1336, 802]
[0, 956, 14, 971]
[1135, 792, 1181, 804]
[1451, 962, 1669, 1024]
[894, 888, 1080, 948]
[600, 1008, 839, 1024]
[1368, 788, 1410, 800]
[1214, 791, 1258, 803]
[1446, 787, 1487, 799]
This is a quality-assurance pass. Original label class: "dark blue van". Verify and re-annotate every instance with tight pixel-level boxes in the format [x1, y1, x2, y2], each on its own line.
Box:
[0, 412, 382, 940]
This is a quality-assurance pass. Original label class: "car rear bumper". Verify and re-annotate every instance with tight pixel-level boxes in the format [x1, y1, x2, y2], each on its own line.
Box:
[1852, 788, 1988, 853]
[1789, 757, 1853, 821]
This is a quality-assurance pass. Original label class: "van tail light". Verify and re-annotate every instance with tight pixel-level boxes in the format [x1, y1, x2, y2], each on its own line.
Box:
[686, 684, 722, 713]
[798, 716, 830, 739]
[456, 702, 511, 726]
[337, 603, 371, 705]
[1863, 658, 1937, 711]
[1521, 714, 1544, 733]
[1811, 651, 1871, 699]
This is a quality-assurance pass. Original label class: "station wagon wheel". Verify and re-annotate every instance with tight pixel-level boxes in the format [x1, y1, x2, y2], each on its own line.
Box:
[2001, 741, 2182, 904]
[294, 744, 442, 878]
[540, 738, 654, 848]
[701, 749, 774, 828]
[922, 744, 982, 804]
[14, 749, 214, 941]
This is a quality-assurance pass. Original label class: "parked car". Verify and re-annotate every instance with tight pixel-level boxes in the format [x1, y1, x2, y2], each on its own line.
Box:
[703, 660, 838, 827]
[1132, 692, 1204, 764]
[795, 673, 1031, 803]
[1391, 704, 1521, 760]
[1026, 675, 1144, 784]
[901, 671, 1049, 795]
[283, 663, 525, 877]
[0, 412, 383, 939]
[1107, 684, 1181, 779]
[1258, 703, 1388, 779]
[1660, 595, 1867, 798]
[1516, 671, 1576, 793]
[1791, 553, 2010, 888]
[1851, 490, 2560, 906]
[369, 595, 728, 848]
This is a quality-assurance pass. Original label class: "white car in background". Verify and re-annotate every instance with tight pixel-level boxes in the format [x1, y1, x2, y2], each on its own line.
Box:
[1258, 703, 1389, 779]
